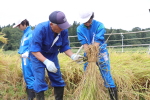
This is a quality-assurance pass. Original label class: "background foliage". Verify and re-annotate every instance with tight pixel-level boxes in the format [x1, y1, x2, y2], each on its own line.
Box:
[0, 22, 150, 51]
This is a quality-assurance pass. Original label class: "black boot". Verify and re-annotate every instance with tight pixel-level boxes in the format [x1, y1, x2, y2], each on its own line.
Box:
[35, 91, 45, 100]
[54, 87, 64, 100]
[108, 87, 118, 100]
[26, 88, 35, 100]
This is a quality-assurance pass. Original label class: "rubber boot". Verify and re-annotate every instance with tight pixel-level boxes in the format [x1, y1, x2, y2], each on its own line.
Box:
[108, 87, 118, 100]
[35, 91, 45, 100]
[26, 88, 35, 100]
[54, 87, 64, 100]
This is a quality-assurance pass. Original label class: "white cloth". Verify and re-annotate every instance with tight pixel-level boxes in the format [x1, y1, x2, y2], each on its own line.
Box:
[23, 58, 26, 65]
[51, 34, 60, 47]
[21, 52, 29, 58]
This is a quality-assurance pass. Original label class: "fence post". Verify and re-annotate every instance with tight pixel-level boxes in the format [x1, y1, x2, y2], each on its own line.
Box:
[148, 45, 150, 54]
[68, 36, 70, 47]
[121, 33, 124, 52]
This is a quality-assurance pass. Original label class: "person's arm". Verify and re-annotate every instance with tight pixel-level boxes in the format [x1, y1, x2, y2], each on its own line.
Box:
[64, 49, 82, 61]
[83, 44, 88, 52]
[93, 42, 100, 47]
[32, 51, 58, 73]
[29, 23, 57, 73]
[32, 52, 46, 62]
[64, 49, 74, 57]
[32, 51, 57, 73]
[94, 23, 106, 45]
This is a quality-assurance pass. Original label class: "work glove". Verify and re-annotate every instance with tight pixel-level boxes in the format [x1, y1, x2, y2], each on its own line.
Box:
[43, 59, 57, 73]
[21, 52, 29, 58]
[71, 54, 82, 61]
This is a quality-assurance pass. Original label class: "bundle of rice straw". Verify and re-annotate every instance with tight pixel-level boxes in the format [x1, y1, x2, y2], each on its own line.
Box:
[73, 45, 106, 100]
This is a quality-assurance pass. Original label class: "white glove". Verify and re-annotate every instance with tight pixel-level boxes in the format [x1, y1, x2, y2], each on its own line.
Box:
[43, 59, 57, 73]
[21, 52, 29, 58]
[71, 54, 82, 61]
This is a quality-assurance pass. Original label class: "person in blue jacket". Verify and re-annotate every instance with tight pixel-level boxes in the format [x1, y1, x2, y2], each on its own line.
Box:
[77, 11, 118, 100]
[13, 19, 35, 100]
[30, 11, 81, 100]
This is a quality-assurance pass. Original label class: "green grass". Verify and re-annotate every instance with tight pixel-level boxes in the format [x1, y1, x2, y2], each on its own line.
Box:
[108, 46, 149, 52]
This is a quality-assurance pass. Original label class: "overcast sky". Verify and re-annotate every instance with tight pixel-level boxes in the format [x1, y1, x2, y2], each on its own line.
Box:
[0, 0, 150, 30]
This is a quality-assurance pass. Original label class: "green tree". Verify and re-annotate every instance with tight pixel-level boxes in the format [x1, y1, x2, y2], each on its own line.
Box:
[1, 27, 22, 50]
[68, 21, 80, 47]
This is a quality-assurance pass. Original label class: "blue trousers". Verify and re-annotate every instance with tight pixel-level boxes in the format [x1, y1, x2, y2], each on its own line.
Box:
[21, 58, 35, 89]
[31, 59, 65, 93]
[84, 44, 116, 88]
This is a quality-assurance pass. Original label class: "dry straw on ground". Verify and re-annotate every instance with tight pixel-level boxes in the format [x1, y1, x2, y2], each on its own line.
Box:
[1, 49, 150, 100]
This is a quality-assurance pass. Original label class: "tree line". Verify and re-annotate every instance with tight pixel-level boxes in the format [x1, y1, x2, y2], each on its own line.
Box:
[0, 22, 150, 51]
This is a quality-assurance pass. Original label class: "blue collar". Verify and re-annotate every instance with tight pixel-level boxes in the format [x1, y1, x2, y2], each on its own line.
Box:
[23, 26, 31, 33]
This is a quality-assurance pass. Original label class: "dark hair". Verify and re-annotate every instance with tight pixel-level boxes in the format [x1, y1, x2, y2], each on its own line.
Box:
[90, 12, 94, 19]
[20, 19, 29, 26]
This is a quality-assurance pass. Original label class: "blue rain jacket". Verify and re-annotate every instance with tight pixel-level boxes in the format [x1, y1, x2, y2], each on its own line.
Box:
[77, 20, 106, 45]
[77, 20, 116, 88]
[30, 21, 70, 93]
[18, 26, 34, 89]
[18, 26, 32, 54]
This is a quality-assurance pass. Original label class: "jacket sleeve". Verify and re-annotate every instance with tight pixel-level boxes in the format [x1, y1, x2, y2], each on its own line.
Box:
[77, 27, 87, 45]
[26, 31, 32, 52]
[59, 29, 71, 53]
[94, 23, 106, 44]
[30, 24, 44, 52]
